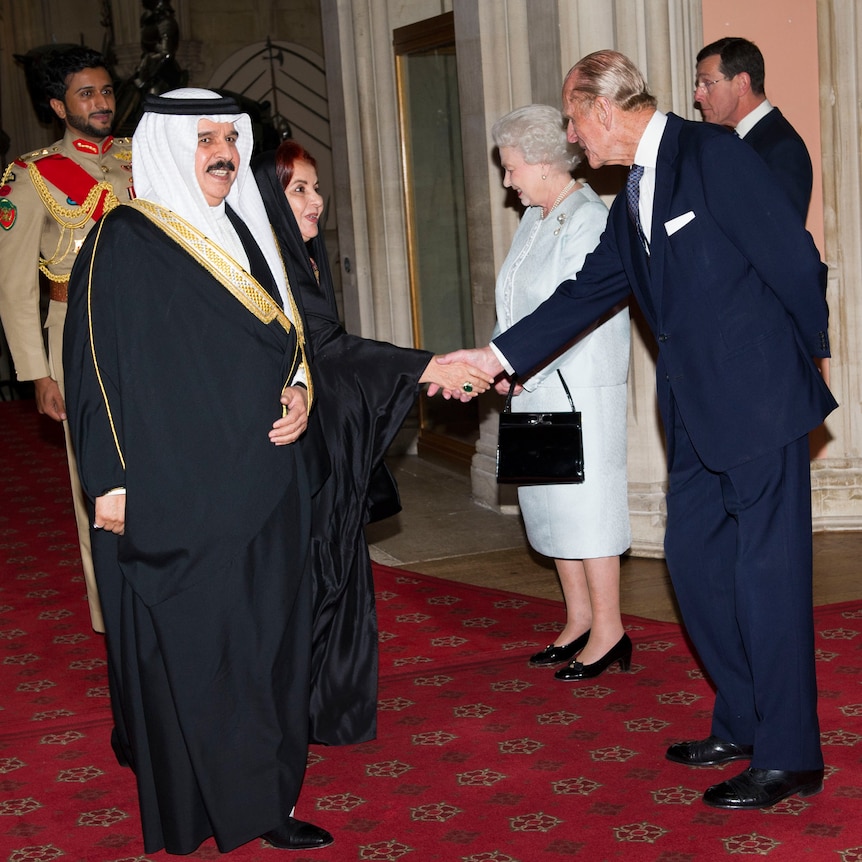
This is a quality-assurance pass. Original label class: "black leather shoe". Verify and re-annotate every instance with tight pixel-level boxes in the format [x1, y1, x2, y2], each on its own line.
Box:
[554, 633, 632, 681]
[529, 630, 590, 666]
[666, 735, 754, 767]
[703, 767, 824, 809]
[262, 817, 334, 850]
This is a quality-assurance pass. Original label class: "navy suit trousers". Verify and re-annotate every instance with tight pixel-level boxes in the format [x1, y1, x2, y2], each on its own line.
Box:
[663, 400, 822, 771]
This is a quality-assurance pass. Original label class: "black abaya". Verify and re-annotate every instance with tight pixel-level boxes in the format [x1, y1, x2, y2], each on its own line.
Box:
[253, 152, 432, 744]
[64, 205, 313, 853]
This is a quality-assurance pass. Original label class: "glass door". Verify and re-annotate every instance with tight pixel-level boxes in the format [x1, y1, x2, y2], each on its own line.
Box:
[394, 11, 478, 468]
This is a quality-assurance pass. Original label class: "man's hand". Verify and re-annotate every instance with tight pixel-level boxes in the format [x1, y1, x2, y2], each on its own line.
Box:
[34, 376, 66, 422]
[94, 493, 125, 535]
[436, 347, 503, 376]
[494, 375, 523, 397]
[420, 356, 494, 401]
[427, 347, 504, 399]
[270, 386, 309, 445]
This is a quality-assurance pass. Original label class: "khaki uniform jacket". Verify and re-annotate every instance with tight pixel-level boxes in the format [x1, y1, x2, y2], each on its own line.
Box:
[0, 131, 133, 381]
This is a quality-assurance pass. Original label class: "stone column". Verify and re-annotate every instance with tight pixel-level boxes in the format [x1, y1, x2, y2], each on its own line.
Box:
[452, 1, 527, 510]
[320, 0, 417, 346]
[813, 0, 862, 527]
[109, 0, 145, 78]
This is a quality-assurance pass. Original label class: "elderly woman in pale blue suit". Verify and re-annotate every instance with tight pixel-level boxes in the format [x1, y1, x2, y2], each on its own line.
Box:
[492, 105, 632, 681]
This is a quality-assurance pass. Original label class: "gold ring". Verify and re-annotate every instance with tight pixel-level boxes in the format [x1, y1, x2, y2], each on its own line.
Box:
[462, 381, 473, 393]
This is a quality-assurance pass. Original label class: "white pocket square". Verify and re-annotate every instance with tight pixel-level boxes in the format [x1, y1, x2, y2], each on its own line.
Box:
[665, 211, 695, 236]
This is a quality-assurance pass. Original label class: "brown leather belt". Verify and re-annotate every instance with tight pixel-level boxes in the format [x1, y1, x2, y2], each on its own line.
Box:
[50, 280, 69, 302]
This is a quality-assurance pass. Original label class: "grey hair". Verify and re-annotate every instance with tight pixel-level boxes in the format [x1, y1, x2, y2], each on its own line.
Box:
[565, 50, 657, 114]
[491, 104, 582, 171]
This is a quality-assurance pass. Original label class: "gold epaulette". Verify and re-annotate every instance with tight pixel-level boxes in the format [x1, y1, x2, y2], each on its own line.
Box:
[18, 144, 63, 163]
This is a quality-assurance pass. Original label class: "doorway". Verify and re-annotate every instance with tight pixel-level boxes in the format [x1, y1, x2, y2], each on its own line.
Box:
[394, 11, 478, 469]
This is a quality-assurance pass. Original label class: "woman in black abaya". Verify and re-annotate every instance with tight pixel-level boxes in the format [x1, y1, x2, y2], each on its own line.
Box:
[253, 142, 489, 745]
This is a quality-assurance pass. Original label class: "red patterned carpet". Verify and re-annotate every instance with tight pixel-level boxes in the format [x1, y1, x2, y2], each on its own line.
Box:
[2, 399, 862, 862]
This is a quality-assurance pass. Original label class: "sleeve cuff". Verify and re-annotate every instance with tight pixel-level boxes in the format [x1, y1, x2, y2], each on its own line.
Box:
[489, 341, 515, 376]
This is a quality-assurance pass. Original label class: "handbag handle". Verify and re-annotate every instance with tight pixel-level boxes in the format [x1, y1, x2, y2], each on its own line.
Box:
[504, 369, 576, 413]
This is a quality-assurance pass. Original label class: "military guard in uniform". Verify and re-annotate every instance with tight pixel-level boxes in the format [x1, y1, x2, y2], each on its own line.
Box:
[0, 46, 133, 631]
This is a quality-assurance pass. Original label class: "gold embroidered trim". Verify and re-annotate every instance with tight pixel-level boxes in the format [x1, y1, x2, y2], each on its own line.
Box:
[271, 226, 314, 413]
[127, 200, 313, 412]
[24, 161, 121, 280]
[86, 218, 126, 470]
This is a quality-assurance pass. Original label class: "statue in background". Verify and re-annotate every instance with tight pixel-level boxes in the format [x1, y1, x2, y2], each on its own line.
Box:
[113, 0, 187, 135]
[133, 0, 186, 94]
[14, 2, 277, 149]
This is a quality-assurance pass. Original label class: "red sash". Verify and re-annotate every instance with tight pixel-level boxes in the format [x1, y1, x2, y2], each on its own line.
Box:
[32, 154, 112, 222]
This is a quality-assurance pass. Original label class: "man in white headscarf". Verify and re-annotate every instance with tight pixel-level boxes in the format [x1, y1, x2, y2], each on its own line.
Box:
[63, 89, 333, 854]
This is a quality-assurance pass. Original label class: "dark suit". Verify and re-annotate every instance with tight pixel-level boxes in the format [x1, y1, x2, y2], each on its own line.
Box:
[494, 112, 837, 771]
[743, 107, 812, 222]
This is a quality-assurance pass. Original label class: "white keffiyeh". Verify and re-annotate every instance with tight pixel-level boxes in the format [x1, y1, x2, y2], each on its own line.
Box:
[132, 88, 290, 309]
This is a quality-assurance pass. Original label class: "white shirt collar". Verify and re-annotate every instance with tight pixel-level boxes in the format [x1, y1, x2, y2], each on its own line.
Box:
[630, 111, 667, 245]
[633, 110, 668, 169]
[734, 99, 773, 139]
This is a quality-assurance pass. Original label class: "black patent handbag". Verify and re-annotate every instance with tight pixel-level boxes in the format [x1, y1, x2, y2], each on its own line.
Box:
[496, 370, 584, 485]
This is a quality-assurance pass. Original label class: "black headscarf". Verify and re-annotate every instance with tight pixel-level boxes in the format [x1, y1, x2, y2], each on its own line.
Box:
[251, 148, 334, 493]
[251, 150, 342, 357]
[250, 148, 433, 747]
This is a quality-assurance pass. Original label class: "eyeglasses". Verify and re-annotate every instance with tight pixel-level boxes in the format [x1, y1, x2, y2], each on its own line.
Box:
[693, 77, 729, 94]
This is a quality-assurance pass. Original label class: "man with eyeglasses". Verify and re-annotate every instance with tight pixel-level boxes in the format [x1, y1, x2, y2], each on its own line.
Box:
[695, 36, 812, 221]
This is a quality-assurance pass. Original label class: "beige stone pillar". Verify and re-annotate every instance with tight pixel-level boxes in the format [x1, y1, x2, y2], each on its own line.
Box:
[813, 0, 862, 528]
[320, 0, 417, 346]
[110, 0, 146, 78]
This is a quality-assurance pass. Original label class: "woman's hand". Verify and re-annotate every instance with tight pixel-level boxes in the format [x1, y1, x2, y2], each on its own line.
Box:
[421, 356, 494, 401]
[270, 386, 309, 445]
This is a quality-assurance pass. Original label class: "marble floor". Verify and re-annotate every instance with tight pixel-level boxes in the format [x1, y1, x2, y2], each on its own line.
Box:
[366, 455, 862, 624]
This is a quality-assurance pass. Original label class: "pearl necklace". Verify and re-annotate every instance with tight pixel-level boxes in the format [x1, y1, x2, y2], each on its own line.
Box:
[543, 178, 576, 219]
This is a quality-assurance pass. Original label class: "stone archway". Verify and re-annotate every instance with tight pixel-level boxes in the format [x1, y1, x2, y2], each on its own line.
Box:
[208, 40, 333, 223]
[209, 40, 342, 309]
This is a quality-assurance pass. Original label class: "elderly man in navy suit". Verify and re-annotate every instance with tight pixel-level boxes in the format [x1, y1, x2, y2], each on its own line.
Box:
[441, 49, 836, 809]
[695, 36, 812, 221]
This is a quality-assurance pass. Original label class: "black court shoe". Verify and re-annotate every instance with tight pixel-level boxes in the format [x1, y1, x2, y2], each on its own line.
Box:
[554, 633, 632, 681]
[529, 630, 590, 666]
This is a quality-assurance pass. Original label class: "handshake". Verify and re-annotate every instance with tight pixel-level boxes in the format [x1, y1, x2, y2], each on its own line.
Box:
[421, 346, 513, 402]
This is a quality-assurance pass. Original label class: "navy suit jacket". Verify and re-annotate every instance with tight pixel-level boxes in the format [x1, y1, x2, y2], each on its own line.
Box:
[744, 107, 813, 223]
[493, 112, 837, 473]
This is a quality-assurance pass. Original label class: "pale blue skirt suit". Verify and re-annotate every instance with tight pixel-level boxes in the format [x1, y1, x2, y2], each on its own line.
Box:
[494, 184, 632, 558]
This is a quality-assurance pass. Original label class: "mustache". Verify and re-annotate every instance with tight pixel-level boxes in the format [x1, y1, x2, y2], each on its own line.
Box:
[207, 160, 236, 173]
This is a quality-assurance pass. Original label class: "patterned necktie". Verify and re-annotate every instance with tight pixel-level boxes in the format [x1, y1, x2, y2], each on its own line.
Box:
[626, 164, 644, 227]
[626, 164, 649, 255]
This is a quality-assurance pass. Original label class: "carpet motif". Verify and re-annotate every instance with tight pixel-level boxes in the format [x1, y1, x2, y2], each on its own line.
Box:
[1, 400, 861, 860]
